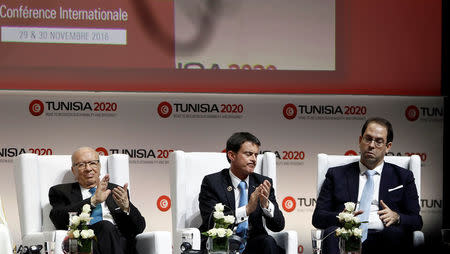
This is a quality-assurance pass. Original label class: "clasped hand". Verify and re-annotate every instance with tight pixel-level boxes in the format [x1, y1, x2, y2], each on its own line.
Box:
[246, 180, 271, 215]
[91, 174, 130, 213]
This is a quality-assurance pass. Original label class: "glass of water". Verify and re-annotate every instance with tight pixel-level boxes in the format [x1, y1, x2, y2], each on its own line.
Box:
[311, 228, 324, 254]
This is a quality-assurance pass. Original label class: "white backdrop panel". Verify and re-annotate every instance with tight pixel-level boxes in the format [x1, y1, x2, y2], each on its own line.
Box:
[0, 91, 443, 253]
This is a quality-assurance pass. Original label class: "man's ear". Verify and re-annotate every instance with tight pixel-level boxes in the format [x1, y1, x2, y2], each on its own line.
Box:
[227, 150, 235, 162]
[385, 142, 393, 153]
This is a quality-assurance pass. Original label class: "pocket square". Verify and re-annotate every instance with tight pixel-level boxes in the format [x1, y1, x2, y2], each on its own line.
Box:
[388, 185, 403, 192]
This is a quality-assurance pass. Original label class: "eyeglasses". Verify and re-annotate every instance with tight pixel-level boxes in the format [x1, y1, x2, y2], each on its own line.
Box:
[74, 160, 99, 169]
[361, 136, 387, 148]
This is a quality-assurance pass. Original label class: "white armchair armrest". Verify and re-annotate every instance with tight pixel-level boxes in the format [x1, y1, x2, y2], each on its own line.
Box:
[136, 231, 172, 254]
[270, 230, 298, 254]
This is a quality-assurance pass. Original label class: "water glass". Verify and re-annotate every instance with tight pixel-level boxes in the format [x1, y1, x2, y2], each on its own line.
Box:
[43, 231, 55, 254]
[311, 228, 324, 254]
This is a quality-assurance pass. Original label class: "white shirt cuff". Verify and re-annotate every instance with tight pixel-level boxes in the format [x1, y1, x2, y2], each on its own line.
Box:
[235, 206, 248, 223]
[262, 201, 274, 217]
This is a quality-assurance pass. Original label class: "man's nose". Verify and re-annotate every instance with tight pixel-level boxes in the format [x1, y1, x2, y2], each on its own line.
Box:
[368, 140, 376, 148]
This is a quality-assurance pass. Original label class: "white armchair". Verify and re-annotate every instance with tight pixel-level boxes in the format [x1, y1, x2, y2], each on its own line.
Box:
[0, 196, 13, 254]
[317, 153, 424, 247]
[170, 151, 298, 254]
[14, 153, 171, 254]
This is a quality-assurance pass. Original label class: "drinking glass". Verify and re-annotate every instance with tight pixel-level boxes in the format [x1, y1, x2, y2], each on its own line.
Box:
[311, 228, 324, 254]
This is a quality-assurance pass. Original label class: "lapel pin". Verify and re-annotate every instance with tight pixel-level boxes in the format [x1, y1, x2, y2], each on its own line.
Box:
[227, 186, 233, 192]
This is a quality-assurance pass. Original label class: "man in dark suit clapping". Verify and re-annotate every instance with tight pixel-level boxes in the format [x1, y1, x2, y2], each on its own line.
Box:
[199, 132, 285, 254]
[49, 147, 145, 254]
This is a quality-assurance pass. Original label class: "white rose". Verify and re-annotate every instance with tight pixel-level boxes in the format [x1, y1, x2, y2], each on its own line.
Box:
[343, 213, 354, 222]
[82, 204, 91, 213]
[72, 230, 80, 239]
[335, 228, 343, 236]
[226, 229, 233, 237]
[216, 228, 226, 238]
[224, 215, 235, 224]
[352, 216, 360, 224]
[79, 212, 92, 223]
[70, 215, 80, 227]
[87, 229, 95, 238]
[352, 228, 362, 238]
[207, 228, 218, 237]
[215, 203, 225, 212]
[344, 202, 356, 213]
[336, 212, 345, 221]
[80, 229, 95, 239]
[213, 211, 224, 220]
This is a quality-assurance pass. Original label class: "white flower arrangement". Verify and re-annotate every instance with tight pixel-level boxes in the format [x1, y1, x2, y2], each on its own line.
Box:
[203, 203, 235, 239]
[335, 202, 365, 240]
[67, 204, 96, 251]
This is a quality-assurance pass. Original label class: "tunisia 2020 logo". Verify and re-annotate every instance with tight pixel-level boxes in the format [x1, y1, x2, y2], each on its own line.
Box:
[29, 100, 44, 116]
[157, 195, 171, 212]
[282, 196, 296, 212]
[283, 104, 297, 120]
[158, 102, 172, 118]
[95, 147, 109, 156]
[405, 105, 420, 122]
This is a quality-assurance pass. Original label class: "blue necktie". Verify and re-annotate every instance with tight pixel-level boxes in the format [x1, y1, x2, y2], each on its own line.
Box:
[358, 170, 376, 242]
[236, 181, 248, 252]
[89, 187, 103, 225]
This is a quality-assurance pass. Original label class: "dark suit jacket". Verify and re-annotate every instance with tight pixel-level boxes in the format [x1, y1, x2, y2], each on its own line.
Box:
[49, 182, 146, 251]
[312, 161, 423, 232]
[199, 168, 285, 249]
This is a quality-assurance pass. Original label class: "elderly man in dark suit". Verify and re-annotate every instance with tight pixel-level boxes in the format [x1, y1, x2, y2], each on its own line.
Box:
[49, 147, 145, 254]
[312, 117, 422, 254]
[199, 132, 285, 254]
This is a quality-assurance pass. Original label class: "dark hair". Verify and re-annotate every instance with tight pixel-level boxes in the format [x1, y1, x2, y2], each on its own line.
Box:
[361, 117, 394, 143]
[226, 132, 261, 162]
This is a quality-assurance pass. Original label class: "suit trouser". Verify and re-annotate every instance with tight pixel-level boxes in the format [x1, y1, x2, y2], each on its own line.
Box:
[243, 234, 285, 254]
[90, 221, 128, 254]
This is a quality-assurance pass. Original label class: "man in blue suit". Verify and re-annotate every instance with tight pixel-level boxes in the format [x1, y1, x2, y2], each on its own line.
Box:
[199, 132, 285, 254]
[312, 117, 422, 254]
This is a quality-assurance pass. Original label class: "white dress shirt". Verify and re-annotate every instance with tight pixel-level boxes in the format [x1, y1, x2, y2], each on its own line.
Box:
[229, 170, 274, 224]
[357, 162, 384, 231]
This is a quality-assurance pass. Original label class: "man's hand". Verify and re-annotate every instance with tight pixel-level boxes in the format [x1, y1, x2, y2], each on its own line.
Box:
[112, 183, 130, 213]
[91, 174, 111, 206]
[378, 200, 400, 227]
[258, 180, 271, 209]
[353, 210, 364, 216]
[246, 185, 260, 215]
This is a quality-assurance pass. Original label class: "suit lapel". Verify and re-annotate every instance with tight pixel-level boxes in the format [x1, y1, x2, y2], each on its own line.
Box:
[221, 169, 236, 211]
[248, 175, 255, 204]
[378, 163, 392, 204]
[346, 162, 360, 203]
[70, 183, 83, 202]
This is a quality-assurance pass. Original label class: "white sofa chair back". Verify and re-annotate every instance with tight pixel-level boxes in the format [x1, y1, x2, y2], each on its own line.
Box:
[317, 154, 421, 200]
